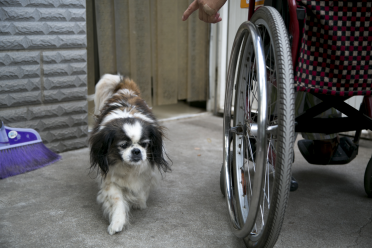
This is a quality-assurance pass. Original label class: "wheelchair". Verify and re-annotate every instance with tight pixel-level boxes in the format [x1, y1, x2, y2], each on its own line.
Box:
[220, 0, 372, 247]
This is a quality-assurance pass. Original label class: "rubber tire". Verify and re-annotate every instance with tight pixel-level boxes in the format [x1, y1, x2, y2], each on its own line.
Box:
[220, 163, 225, 197]
[243, 6, 294, 248]
[364, 156, 372, 198]
[220, 151, 234, 197]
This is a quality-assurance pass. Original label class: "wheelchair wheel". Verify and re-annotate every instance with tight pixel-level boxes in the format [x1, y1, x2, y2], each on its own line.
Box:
[364, 156, 372, 198]
[222, 6, 294, 248]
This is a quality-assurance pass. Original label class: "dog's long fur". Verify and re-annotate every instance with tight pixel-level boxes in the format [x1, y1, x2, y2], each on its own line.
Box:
[90, 74, 171, 235]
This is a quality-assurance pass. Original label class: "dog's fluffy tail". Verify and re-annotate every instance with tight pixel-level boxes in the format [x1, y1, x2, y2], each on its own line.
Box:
[94, 74, 123, 115]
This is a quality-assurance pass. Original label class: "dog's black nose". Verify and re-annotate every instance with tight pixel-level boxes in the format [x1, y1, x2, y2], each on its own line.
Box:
[132, 148, 141, 155]
[131, 148, 142, 162]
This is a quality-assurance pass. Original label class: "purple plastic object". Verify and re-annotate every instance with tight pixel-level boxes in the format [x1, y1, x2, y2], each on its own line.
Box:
[0, 121, 61, 179]
[0, 123, 40, 150]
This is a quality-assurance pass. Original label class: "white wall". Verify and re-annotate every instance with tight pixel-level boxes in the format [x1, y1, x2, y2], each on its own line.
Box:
[209, 1, 249, 113]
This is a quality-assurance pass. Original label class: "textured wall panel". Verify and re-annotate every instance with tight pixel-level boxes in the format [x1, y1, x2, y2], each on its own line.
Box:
[0, 51, 40, 65]
[47, 137, 88, 153]
[40, 126, 88, 144]
[0, 0, 88, 153]
[0, 90, 42, 107]
[0, 6, 86, 51]
[0, 35, 86, 50]
[0, 1, 85, 9]
[0, 0, 85, 8]
[6, 114, 88, 132]
[0, 78, 41, 93]
[44, 75, 86, 90]
[43, 63, 87, 77]
[28, 101, 87, 119]
[0, 106, 28, 123]
[0, 101, 87, 123]
[44, 87, 87, 103]
[43, 50, 86, 64]
[0, 22, 86, 35]
[0, 65, 40, 80]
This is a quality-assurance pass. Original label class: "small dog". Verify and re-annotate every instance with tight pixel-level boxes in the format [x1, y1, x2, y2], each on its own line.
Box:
[90, 74, 171, 235]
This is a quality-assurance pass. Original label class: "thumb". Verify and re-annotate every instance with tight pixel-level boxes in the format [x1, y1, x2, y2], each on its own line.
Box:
[201, 4, 217, 16]
[182, 0, 199, 21]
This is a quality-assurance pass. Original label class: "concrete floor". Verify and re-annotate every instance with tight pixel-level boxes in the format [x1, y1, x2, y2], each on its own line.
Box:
[1, 115, 371, 248]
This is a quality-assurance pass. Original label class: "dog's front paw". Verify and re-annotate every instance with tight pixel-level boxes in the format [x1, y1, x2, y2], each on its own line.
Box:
[107, 220, 125, 235]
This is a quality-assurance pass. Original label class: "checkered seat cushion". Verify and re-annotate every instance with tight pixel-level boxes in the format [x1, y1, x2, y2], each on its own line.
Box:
[295, 0, 372, 96]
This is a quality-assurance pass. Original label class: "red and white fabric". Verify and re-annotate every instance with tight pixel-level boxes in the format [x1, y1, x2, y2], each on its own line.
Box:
[295, 0, 372, 96]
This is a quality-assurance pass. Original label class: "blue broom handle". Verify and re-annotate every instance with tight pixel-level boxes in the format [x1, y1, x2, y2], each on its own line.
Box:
[0, 121, 10, 146]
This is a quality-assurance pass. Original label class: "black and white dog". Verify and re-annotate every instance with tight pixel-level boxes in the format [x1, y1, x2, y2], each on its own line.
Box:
[90, 74, 171, 235]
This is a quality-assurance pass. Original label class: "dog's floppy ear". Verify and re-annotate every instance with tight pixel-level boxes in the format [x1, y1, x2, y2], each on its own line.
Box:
[148, 125, 171, 173]
[89, 128, 115, 176]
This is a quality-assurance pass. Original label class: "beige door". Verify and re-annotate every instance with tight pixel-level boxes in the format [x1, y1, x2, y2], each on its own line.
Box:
[87, 0, 210, 108]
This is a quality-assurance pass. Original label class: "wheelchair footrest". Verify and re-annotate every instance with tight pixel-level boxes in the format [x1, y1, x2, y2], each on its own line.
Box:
[298, 137, 358, 165]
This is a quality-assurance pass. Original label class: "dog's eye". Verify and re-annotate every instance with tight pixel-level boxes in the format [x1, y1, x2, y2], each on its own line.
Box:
[139, 142, 149, 148]
[118, 142, 130, 149]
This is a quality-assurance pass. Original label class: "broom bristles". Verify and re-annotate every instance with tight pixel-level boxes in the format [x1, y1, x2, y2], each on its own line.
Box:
[0, 142, 61, 179]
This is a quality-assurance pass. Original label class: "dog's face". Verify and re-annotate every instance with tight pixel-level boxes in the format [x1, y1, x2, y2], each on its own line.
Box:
[116, 121, 149, 166]
[90, 117, 169, 176]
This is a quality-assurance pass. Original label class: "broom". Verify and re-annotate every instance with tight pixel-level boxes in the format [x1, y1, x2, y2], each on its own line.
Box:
[0, 120, 61, 179]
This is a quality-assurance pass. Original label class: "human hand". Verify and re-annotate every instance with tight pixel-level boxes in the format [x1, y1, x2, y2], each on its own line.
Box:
[182, 0, 227, 23]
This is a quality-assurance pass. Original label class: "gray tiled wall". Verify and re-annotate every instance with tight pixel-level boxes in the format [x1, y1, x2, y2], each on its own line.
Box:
[0, 0, 88, 153]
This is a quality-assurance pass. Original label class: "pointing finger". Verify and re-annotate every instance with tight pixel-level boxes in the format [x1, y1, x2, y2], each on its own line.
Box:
[182, 0, 199, 21]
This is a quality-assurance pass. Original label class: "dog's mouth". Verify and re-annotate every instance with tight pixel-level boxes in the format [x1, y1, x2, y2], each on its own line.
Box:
[130, 157, 142, 163]
[127, 154, 144, 165]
